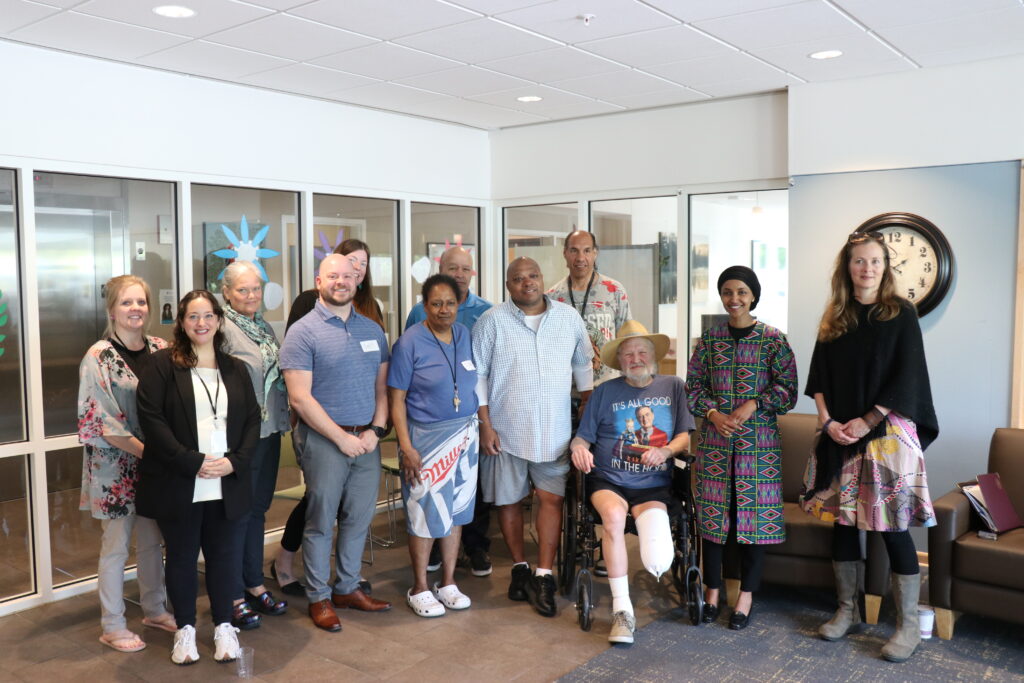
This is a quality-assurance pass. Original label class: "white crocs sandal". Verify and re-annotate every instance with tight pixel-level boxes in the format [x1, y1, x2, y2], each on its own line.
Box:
[432, 583, 471, 610]
[407, 589, 445, 618]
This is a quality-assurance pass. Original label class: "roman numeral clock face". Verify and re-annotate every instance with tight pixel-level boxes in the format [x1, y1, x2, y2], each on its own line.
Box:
[857, 213, 954, 317]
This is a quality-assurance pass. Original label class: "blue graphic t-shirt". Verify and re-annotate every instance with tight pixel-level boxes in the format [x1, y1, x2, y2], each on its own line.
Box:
[576, 375, 694, 489]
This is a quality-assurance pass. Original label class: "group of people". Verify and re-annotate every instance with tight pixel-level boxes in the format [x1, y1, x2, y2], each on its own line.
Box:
[76, 226, 937, 667]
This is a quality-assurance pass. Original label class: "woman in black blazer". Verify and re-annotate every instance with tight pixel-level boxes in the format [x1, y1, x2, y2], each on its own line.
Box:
[137, 290, 259, 666]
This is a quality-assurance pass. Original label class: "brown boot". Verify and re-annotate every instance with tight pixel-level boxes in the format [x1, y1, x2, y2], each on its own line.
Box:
[881, 573, 921, 662]
[819, 561, 863, 641]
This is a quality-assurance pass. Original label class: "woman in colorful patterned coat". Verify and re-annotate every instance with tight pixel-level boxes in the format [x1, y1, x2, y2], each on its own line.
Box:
[685, 266, 797, 631]
[78, 275, 176, 653]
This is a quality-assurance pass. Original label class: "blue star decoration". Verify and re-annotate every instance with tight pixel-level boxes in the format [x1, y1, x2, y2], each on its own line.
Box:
[211, 215, 280, 281]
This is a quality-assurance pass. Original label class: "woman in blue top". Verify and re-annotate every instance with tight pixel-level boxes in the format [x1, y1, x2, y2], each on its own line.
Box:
[388, 274, 479, 618]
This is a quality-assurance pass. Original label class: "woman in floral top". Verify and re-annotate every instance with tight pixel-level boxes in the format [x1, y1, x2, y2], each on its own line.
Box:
[78, 275, 176, 652]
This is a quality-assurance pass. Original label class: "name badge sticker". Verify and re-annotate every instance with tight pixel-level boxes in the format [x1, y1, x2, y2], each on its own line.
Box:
[210, 427, 228, 455]
[461, 360, 476, 371]
[360, 339, 380, 353]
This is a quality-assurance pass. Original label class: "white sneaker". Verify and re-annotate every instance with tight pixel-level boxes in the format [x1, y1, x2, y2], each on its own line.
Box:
[432, 582, 471, 610]
[608, 610, 636, 644]
[406, 589, 446, 617]
[213, 623, 241, 662]
[171, 625, 199, 665]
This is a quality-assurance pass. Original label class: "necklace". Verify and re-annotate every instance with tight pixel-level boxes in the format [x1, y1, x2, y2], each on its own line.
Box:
[566, 270, 596, 316]
[426, 323, 461, 412]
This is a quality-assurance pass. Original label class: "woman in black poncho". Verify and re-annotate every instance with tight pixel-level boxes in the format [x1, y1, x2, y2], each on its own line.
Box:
[801, 230, 938, 664]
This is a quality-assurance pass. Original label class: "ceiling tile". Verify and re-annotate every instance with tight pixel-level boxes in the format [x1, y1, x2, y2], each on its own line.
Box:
[875, 7, 1024, 62]
[551, 69, 678, 100]
[605, 87, 707, 108]
[395, 17, 556, 63]
[642, 0, 804, 23]
[30, 0, 91, 7]
[446, 0, 553, 14]
[578, 24, 732, 67]
[240, 63, 377, 96]
[289, 0, 478, 41]
[496, 0, 678, 43]
[9, 11, 189, 60]
[536, 99, 624, 120]
[139, 40, 291, 79]
[749, 31, 912, 81]
[0, 0, 60, 34]
[695, 0, 860, 50]
[329, 82, 450, 109]
[395, 65, 533, 96]
[467, 83, 597, 112]
[204, 13, 376, 61]
[914, 39, 1024, 68]
[645, 52, 780, 87]
[412, 97, 549, 128]
[833, 0, 1018, 29]
[479, 46, 620, 81]
[242, 0, 316, 9]
[312, 42, 461, 81]
[74, 0, 272, 38]
[693, 73, 800, 98]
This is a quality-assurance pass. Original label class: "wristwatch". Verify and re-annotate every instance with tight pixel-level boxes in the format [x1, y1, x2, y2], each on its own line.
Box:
[369, 425, 388, 438]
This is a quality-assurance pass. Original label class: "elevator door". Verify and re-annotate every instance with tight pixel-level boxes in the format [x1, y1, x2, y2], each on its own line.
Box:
[36, 208, 121, 436]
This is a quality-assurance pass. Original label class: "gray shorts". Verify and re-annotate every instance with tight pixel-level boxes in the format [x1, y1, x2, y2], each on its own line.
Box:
[480, 450, 570, 506]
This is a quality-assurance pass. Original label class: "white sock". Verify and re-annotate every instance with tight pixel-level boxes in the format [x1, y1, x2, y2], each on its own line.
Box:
[513, 561, 529, 568]
[534, 567, 552, 577]
[608, 575, 633, 615]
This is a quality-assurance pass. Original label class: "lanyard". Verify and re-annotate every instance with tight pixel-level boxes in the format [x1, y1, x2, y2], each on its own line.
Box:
[192, 368, 222, 422]
[566, 270, 596, 318]
[426, 323, 462, 412]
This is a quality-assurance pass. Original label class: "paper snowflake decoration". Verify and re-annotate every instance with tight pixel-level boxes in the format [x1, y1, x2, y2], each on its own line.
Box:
[211, 215, 280, 281]
[432, 236, 477, 276]
[314, 229, 345, 261]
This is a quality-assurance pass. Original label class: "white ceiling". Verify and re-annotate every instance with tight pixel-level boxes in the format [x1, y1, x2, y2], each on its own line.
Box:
[4, 0, 1024, 130]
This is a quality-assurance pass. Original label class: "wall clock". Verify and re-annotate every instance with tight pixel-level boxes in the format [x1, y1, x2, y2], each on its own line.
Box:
[854, 212, 954, 316]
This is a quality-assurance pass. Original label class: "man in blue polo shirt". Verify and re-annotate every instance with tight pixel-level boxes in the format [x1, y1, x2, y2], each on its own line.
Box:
[280, 254, 392, 633]
[405, 246, 495, 577]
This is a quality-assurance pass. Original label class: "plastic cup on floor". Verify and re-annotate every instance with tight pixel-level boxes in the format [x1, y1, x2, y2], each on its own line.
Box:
[236, 646, 255, 678]
[918, 606, 935, 639]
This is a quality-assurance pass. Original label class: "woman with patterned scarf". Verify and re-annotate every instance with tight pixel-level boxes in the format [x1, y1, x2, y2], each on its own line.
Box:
[220, 260, 290, 628]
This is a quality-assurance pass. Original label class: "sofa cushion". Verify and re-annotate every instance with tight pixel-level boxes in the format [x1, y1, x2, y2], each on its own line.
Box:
[953, 527, 1024, 587]
[778, 413, 817, 503]
[766, 503, 833, 558]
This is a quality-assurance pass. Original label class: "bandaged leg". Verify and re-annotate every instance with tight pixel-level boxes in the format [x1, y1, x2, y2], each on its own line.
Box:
[636, 508, 673, 578]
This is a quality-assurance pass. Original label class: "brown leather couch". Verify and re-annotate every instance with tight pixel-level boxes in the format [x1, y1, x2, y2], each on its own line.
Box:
[928, 427, 1024, 639]
[719, 412, 890, 622]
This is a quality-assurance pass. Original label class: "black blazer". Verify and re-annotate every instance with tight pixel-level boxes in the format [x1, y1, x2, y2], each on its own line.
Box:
[136, 347, 260, 521]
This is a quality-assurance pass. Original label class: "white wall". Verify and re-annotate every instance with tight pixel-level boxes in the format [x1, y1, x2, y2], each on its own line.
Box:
[490, 92, 788, 200]
[0, 41, 490, 201]
[789, 54, 1024, 176]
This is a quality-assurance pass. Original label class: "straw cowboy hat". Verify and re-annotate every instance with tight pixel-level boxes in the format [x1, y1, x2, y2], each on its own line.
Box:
[600, 320, 670, 371]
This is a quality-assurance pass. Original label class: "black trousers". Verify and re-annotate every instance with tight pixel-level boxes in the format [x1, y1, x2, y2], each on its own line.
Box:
[832, 523, 919, 575]
[158, 499, 243, 628]
[701, 469, 766, 593]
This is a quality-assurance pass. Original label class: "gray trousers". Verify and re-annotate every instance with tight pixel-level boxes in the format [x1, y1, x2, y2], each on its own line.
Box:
[99, 514, 168, 633]
[299, 424, 381, 601]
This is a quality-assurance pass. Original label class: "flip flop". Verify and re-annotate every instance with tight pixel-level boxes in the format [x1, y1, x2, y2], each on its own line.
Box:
[99, 630, 147, 653]
[142, 615, 178, 633]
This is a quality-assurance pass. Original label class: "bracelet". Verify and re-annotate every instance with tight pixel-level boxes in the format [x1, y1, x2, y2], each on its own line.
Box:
[706, 408, 719, 419]
[863, 407, 885, 429]
[822, 418, 834, 432]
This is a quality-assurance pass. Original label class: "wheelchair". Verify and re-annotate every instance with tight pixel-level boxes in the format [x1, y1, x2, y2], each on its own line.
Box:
[556, 452, 704, 631]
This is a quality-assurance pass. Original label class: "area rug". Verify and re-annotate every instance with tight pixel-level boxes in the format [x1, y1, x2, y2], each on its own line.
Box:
[559, 584, 1024, 682]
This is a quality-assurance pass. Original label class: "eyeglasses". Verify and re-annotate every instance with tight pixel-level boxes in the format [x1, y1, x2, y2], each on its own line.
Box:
[848, 230, 883, 244]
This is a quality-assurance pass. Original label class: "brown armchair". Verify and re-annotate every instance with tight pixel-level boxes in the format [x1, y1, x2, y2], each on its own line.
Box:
[720, 413, 890, 622]
[928, 427, 1024, 639]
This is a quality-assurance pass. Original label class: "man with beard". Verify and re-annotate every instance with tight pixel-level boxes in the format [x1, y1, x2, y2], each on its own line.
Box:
[280, 254, 392, 633]
[570, 321, 694, 644]
[473, 257, 593, 618]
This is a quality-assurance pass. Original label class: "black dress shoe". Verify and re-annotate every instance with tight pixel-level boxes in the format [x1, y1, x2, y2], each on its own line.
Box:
[525, 574, 557, 617]
[270, 564, 305, 597]
[508, 563, 530, 601]
[702, 603, 720, 624]
[729, 609, 750, 630]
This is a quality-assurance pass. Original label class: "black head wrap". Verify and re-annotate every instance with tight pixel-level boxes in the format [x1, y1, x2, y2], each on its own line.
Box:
[717, 265, 761, 311]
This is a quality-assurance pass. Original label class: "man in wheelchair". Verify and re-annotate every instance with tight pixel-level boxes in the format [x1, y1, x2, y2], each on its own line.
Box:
[569, 321, 695, 644]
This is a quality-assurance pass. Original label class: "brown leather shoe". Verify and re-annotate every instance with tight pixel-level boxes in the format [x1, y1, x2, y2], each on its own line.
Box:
[331, 589, 392, 612]
[308, 599, 342, 632]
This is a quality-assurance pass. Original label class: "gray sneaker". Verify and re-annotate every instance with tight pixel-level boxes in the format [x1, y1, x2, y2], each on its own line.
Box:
[608, 610, 636, 644]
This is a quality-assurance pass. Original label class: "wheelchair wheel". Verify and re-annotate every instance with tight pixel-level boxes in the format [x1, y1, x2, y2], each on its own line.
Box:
[685, 566, 705, 626]
[558, 484, 578, 597]
[576, 569, 593, 632]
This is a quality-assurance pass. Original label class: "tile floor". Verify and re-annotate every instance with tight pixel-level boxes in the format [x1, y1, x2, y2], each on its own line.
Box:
[0, 514, 680, 682]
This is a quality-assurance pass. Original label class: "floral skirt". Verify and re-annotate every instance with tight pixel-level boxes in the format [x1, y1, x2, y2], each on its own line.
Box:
[800, 413, 936, 531]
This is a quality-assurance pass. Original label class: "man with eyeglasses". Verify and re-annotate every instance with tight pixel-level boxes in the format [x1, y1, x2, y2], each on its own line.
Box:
[279, 254, 392, 633]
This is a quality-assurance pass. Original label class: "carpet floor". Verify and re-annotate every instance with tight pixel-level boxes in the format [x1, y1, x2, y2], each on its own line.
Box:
[559, 584, 1024, 682]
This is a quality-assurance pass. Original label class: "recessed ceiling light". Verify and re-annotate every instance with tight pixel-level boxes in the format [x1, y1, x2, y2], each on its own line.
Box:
[517, 95, 543, 103]
[153, 5, 196, 18]
[809, 49, 843, 60]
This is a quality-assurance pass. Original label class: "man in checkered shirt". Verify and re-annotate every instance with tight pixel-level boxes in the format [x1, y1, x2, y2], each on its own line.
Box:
[472, 257, 593, 618]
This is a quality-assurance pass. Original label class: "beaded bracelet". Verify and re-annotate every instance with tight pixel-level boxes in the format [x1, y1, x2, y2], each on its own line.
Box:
[822, 418, 834, 432]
